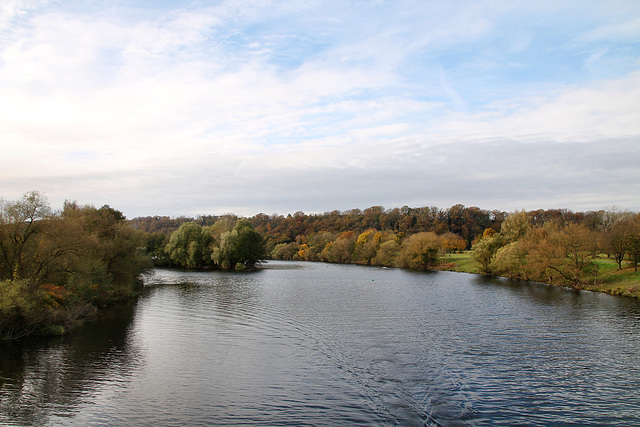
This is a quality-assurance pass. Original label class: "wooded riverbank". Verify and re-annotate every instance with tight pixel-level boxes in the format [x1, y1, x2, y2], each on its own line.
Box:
[440, 252, 640, 299]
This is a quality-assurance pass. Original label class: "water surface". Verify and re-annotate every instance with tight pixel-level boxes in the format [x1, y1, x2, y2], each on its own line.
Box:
[2, 261, 640, 425]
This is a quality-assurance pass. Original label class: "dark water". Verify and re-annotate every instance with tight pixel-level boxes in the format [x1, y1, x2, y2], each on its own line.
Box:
[2, 261, 640, 426]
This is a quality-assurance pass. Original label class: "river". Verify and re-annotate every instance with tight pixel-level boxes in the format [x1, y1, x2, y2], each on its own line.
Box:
[1, 261, 640, 425]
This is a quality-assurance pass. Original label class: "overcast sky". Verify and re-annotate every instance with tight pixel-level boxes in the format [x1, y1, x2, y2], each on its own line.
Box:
[1, 0, 639, 218]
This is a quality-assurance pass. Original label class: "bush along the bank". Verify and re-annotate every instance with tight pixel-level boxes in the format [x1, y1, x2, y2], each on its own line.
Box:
[0, 192, 151, 340]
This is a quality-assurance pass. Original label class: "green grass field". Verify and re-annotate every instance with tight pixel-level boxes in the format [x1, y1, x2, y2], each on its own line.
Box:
[439, 252, 640, 299]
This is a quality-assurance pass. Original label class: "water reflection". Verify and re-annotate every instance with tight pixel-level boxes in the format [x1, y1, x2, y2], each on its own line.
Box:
[0, 300, 141, 426]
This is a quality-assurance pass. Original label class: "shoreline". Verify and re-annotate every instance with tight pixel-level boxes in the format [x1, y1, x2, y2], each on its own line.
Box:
[436, 253, 640, 299]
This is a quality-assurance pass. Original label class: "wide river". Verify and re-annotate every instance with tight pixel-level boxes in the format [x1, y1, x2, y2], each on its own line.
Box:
[1, 261, 640, 425]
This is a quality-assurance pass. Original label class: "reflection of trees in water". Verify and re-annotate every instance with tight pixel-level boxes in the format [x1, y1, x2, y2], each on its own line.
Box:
[0, 299, 141, 425]
[210, 276, 262, 318]
[471, 274, 640, 330]
[148, 271, 264, 323]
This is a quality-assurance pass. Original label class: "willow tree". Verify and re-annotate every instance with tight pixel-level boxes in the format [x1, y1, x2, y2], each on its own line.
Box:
[212, 219, 265, 269]
[471, 228, 503, 274]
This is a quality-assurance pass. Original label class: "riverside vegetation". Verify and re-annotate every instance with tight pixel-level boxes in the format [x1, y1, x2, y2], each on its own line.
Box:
[0, 192, 265, 340]
[136, 204, 640, 297]
[2, 191, 639, 340]
[0, 192, 151, 340]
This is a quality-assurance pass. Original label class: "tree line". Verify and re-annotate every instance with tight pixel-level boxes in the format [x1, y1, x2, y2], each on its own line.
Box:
[134, 204, 640, 278]
[471, 209, 640, 285]
[135, 204, 504, 269]
[4, 191, 639, 340]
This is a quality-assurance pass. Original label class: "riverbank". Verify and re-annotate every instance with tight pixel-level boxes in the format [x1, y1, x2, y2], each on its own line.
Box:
[438, 252, 640, 299]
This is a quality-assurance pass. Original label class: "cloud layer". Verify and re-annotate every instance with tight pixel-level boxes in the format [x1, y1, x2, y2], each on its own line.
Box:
[1, 0, 639, 217]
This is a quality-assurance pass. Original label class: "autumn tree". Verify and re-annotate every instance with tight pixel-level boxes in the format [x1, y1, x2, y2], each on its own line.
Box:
[302, 232, 334, 261]
[353, 229, 380, 265]
[1, 193, 152, 339]
[398, 232, 440, 270]
[373, 239, 400, 267]
[61, 202, 152, 301]
[0, 191, 54, 281]
[626, 215, 640, 272]
[320, 231, 355, 263]
[440, 232, 466, 255]
[604, 213, 636, 269]
[539, 223, 598, 284]
[500, 210, 531, 243]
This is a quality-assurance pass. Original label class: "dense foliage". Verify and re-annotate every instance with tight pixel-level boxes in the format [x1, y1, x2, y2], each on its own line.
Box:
[0, 192, 151, 340]
[134, 205, 640, 280]
[472, 209, 640, 286]
[134, 204, 504, 262]
[159, 218, 266, 270]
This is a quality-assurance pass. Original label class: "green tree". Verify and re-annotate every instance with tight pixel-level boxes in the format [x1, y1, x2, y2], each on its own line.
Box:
[492, 240, 529, 280]
[164, 222, 212, 268]
[471, 229, 504, 274]
[500, 210, 531, 243]
[233, 219, 266, 268]
[211, 220, 265, 269]
[146, 232, 172, 266]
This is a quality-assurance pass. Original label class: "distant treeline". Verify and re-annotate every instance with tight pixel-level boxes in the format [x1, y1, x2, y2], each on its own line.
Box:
[131, 204, 619, 251]
[132, 204, 640, 280]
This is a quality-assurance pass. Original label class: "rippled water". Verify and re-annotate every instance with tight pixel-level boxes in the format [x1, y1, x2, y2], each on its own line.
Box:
[2, 261, 640, 425]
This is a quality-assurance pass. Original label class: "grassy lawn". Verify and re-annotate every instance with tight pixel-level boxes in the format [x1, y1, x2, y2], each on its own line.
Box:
[439, 252, 479, 274]
[439, 252, 640, 299]
[584, 258, 640, 298]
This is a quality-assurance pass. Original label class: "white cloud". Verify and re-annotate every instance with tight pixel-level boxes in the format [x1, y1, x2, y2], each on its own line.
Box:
[0, 0, 639, 216]
[0, 0, 47, 30]
[430, 72, 640, 143]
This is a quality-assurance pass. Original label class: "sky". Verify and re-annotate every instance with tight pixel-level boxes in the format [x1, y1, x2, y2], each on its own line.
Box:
[1, 0, 639, 218]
